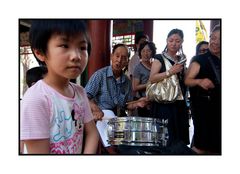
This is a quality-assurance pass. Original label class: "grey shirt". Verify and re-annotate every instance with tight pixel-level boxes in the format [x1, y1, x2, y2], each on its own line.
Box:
[132, 62, 150, 97]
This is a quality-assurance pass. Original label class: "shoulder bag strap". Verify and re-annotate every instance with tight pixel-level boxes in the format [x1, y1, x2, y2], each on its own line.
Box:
[162, 55, 172, 71]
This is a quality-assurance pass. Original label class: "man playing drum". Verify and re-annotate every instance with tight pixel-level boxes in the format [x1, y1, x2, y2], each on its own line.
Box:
[85, 43, 148, 120]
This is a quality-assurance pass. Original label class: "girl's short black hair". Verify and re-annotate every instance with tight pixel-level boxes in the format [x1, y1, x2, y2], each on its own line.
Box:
[138, 41, 157, 58]
[29, 19, 91, 65]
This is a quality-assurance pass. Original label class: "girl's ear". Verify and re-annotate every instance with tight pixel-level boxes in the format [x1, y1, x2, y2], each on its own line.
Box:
[33, 49, 46, 62]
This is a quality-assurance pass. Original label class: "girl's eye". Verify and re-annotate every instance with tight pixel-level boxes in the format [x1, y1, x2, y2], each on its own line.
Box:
[59, 44, 68, 48]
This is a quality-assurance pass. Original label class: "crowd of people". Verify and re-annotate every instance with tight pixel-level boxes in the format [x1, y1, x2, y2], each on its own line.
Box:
[20, 20, 221, 155]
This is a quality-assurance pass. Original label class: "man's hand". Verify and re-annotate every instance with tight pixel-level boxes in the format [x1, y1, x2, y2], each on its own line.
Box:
[89, 100, 104, 121]
[137, 97, 150, 108]
[126, 97, 150, 110]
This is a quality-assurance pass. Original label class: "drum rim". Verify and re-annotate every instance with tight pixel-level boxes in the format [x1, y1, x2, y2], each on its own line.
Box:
[108, 116, 160, 123]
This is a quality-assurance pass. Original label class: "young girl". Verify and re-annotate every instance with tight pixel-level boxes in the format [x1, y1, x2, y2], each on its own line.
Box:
[20, 20, 99, 154]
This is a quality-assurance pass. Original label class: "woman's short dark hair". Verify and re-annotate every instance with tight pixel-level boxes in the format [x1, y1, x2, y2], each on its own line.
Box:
[112, 43, 130, 58]
[196, 41, 209, 55]
[138, 41, 157, 58]
[26, 66, 47, 87]
[135, 34, 149, 44]
[210, 24, 220, 34]
[29, 19, 91, 65]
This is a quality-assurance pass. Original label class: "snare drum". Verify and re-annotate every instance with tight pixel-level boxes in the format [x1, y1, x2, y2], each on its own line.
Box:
[107, 117, 168, 146]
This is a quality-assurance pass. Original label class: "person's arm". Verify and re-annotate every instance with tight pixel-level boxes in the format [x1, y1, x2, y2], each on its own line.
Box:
[149, 59, 183, 83]
[24, 139, 50, 154]
[184, 62, 215, 90]
[88, 99, 104, 121]
[149, 59, 162, 83]
[21, 87, 51, 154]
[126, 97, 149, 110]
[85, 71, 105, 121]
[132, 77, 147, 93]
[83, 120, 99, 154]
[20, 140, 24, 154]
[132, 64, 147, 93]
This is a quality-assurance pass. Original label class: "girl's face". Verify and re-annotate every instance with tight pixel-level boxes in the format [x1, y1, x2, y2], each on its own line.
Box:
[166, 34, 183, 53]
[43, 33, 88, 81]
[141, 45, 152, 61]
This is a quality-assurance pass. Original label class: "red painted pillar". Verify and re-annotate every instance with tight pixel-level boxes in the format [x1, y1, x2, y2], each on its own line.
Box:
[87, 20, 111, 79]
[143, 20, 153, 41]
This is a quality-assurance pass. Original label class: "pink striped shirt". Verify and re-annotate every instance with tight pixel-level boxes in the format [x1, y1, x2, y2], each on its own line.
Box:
[20, 80, 93, 154]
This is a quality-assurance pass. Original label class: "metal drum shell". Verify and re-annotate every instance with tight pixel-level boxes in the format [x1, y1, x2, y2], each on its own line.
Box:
[107, 117, 168, 146]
